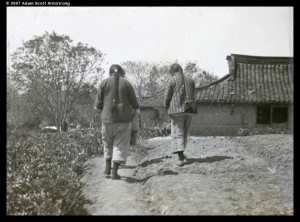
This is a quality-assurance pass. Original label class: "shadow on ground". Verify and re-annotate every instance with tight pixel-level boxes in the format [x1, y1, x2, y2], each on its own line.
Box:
[185, 156, 233, 165]
[120, 165, 137, 169]
[122, 176, 153, 184]
[138, 158, 164, 167]
[123, 170, 179, 184]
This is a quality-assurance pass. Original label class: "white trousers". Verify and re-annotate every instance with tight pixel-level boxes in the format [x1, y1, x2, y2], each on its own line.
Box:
[102, 122, 132, 164]
[170, 113, 194, 154]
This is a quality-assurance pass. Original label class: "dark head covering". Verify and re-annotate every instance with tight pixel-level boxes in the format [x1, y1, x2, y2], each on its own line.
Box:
[170, 63, 183, 74]
[109, 64, 124, 76]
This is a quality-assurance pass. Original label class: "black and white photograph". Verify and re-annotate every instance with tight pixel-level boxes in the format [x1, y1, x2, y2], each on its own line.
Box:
[6, 5, 293, 215]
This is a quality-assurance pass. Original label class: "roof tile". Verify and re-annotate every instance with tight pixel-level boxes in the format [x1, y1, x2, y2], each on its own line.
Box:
[138, 54, 293, 107]
[195, 54, 293, 104]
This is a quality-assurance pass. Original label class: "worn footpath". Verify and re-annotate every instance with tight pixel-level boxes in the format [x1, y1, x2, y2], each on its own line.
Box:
[81, 134, 293, 215]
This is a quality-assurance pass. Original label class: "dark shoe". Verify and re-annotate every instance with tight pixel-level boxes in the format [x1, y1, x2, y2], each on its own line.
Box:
[111, 173, 121, 180]
[178, 151, 184, 161]
[104, 159, 111, 177]
[111, 162, 121, 180]
[176, 152, 186, 166]
[176, 151, 184, 166]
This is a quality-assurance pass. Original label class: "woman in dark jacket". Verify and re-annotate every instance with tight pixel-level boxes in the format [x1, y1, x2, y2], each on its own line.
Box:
[95, 64, 139, 179]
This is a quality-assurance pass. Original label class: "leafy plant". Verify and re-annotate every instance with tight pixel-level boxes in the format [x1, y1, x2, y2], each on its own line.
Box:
[10, 31, 105, 131]
[237, 125, 291, 136]
[139, 122, 170, 139]
[237, 128, 250, 136]
[7, 128, 103, 215]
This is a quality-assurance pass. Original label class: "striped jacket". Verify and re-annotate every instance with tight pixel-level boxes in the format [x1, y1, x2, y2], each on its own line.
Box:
[163, 72, 197, 115]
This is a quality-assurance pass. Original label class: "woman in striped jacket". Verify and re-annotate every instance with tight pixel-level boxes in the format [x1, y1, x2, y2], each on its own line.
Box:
[164, 63, 197, 166]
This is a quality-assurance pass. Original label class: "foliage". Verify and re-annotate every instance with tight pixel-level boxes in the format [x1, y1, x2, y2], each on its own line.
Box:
[121, 61, 219, 97]
[10, 31, 105, 131]
[7, 79, 42, 130]
[139, 122, 170, 139]
[236, 125, 291, 136]
[265, 125, 291, 134]
[236, 128, 252, 136]
[7, 128, 103, 215]
[184, 61, 219, 87]
[121, 61, 155, 97]
[70, 84, 100, 128]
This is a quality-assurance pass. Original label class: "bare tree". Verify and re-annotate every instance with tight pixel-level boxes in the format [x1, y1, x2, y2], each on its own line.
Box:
[121, 60, 218, 97]
[184, 61, 219, 87]
[10, 31, 105, 131]
[121, 61, 154, 97]
[121, 61, 172, 97]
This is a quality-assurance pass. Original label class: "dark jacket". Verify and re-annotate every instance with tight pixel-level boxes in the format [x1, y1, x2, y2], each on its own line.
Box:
[95, 76, 139, 123]
[164, 72, 197, 115]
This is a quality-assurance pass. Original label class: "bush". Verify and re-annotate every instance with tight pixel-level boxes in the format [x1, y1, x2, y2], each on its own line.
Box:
[236, 127, 260, 136]
[236, 128, 249, 136]
[237, 125, 291, 136]
[7, 128, 103, 215]
[139, 122, 170, 139]
[266, 124, 291, 134]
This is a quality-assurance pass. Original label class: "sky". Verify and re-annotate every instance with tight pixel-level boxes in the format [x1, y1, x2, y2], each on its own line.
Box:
[7, 6, 293, 78]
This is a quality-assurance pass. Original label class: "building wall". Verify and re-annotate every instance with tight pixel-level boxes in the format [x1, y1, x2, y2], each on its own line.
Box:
[190, 104, 256, 136]
[190, 104, 291, 136]
[140, 107, 170, 127]
[140, 103, 292, 136]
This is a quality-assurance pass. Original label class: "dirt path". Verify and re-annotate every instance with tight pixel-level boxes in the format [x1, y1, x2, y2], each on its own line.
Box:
[80, 156, 153, 215]
[81, 135, 293, 215]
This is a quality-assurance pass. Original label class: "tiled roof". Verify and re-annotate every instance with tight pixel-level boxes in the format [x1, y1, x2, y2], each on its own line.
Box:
[138, 90, 165, 107]
[196, 54, 293, 104]
[138, 54, 294, 107]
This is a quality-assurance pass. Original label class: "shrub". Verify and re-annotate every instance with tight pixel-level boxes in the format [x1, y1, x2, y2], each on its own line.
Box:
[139, 122, 170, 139]
[236, 128, 250, 136]
[7, 128, 103, 215]
[266, 124, 291, 134]
[237, 125, 291, 136]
